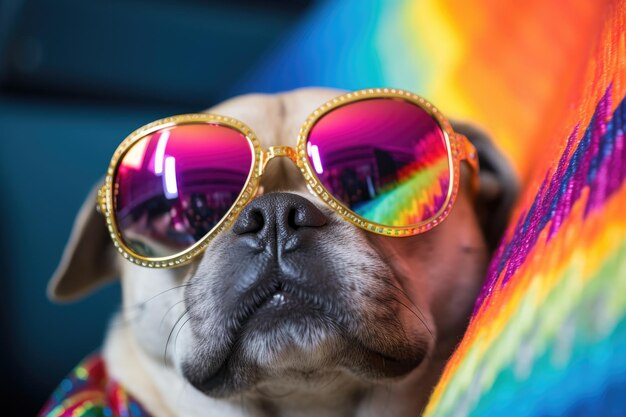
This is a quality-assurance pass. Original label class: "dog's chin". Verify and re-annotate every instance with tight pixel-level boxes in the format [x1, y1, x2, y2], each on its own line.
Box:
[180, 297, 429, 398]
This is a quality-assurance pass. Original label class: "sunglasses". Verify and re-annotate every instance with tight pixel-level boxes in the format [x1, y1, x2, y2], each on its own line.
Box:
[97, 89, 479, 268]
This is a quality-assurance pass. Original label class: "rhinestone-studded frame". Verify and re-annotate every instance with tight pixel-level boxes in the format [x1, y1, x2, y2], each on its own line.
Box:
[295, 88, 471, 238]
[99, 113, 262, 268]
[98, 89, 478, 268]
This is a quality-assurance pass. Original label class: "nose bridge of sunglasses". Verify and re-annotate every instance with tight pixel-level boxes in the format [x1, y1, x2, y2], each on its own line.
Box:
[259, 146, 299, 176]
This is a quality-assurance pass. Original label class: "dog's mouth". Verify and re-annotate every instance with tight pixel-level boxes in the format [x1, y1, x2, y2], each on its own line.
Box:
[231, 280, 337, 331]
[182, 278, 428, 397]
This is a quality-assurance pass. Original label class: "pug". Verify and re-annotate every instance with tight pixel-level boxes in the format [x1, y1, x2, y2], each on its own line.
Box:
[47, 88, 517, 417]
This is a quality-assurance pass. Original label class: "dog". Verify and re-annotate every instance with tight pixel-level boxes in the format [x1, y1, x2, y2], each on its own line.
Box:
[47, 88, 517, 417]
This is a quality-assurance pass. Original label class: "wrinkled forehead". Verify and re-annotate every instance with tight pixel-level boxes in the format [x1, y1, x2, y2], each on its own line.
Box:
[203, 88, 343, 148]
[203, 88, 344, 192]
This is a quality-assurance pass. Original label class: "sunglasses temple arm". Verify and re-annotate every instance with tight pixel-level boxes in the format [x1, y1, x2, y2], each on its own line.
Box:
[456, 134, 480, 194]
[95, 184, 107, 215]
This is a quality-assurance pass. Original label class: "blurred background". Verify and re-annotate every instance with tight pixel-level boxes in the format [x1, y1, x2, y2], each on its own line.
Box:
[0, 0, 313, 413]
[2, 0, 621, 415]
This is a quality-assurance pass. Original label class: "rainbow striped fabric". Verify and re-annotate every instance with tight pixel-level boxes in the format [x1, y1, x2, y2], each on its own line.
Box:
[238, 0, 626, 415]
[39, 355, 151, 417]
[427, 87, 626, 417]
[425, 5, 626, 415]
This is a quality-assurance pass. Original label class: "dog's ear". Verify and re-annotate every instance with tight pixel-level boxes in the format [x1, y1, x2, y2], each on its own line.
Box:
[48, 183, 119, 302]
[452, 121, 520, 252]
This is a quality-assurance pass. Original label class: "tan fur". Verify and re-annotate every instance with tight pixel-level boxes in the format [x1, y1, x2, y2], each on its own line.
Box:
[50, 88, 513, 417]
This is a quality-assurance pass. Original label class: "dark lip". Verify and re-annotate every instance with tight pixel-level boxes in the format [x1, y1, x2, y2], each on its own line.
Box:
[229, 279, 335, 333]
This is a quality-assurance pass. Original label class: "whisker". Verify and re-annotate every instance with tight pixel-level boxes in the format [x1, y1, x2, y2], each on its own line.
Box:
[173, 316, 193, 359]
[380, 278, 422, 315]
[125, 282, 194, 312]
[111, 283, 194, 328]
[164, 309, 190, 365]
[379, 277, 434, 338]
[160, 299, 187, 329]
[389, 293, 433, 339]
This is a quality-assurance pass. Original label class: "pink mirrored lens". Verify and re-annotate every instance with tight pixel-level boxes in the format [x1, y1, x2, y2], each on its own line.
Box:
[307, 98, 451, 227]
[114, 123, 253, 257]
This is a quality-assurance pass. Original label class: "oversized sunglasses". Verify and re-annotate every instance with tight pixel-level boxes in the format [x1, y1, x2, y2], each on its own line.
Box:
[97, 89, 479, 268]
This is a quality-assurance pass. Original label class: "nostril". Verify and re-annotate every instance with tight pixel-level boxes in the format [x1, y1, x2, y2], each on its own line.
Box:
[287, 208, 299, 230]
[292, 203, 327, 228]
[232, 208, 265, 235]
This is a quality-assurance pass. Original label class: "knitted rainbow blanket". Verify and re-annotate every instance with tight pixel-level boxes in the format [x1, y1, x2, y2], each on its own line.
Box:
[237, 0, 626, 415]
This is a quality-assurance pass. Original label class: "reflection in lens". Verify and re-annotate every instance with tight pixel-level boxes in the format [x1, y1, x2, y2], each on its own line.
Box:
[114, 123, 253, 257]
[307, 98, 451, 227]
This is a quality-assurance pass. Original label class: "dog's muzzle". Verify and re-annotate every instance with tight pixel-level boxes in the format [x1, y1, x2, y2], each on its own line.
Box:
[182, 192, 427, 396]
[225, 193, 337, 334]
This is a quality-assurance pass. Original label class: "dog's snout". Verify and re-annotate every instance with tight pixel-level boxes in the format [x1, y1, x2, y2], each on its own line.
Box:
[232, 192, 327, 251]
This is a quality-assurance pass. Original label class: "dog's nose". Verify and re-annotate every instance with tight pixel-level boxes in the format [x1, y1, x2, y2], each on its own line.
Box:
[232, 192, 327, 251]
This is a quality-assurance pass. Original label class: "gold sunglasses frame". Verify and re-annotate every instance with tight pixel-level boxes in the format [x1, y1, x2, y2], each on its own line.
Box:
[97, 88, 479, 268]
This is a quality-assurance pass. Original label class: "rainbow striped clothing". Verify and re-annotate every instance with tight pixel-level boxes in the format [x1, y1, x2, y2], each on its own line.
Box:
[39, 354, 151, 417]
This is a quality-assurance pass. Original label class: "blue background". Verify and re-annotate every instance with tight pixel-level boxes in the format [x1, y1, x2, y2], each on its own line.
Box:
[0, 0, 315, 412]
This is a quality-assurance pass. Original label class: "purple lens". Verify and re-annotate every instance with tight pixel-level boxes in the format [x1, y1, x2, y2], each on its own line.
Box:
[114, 123, 253, 257]
[307, 98, 451, 227]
